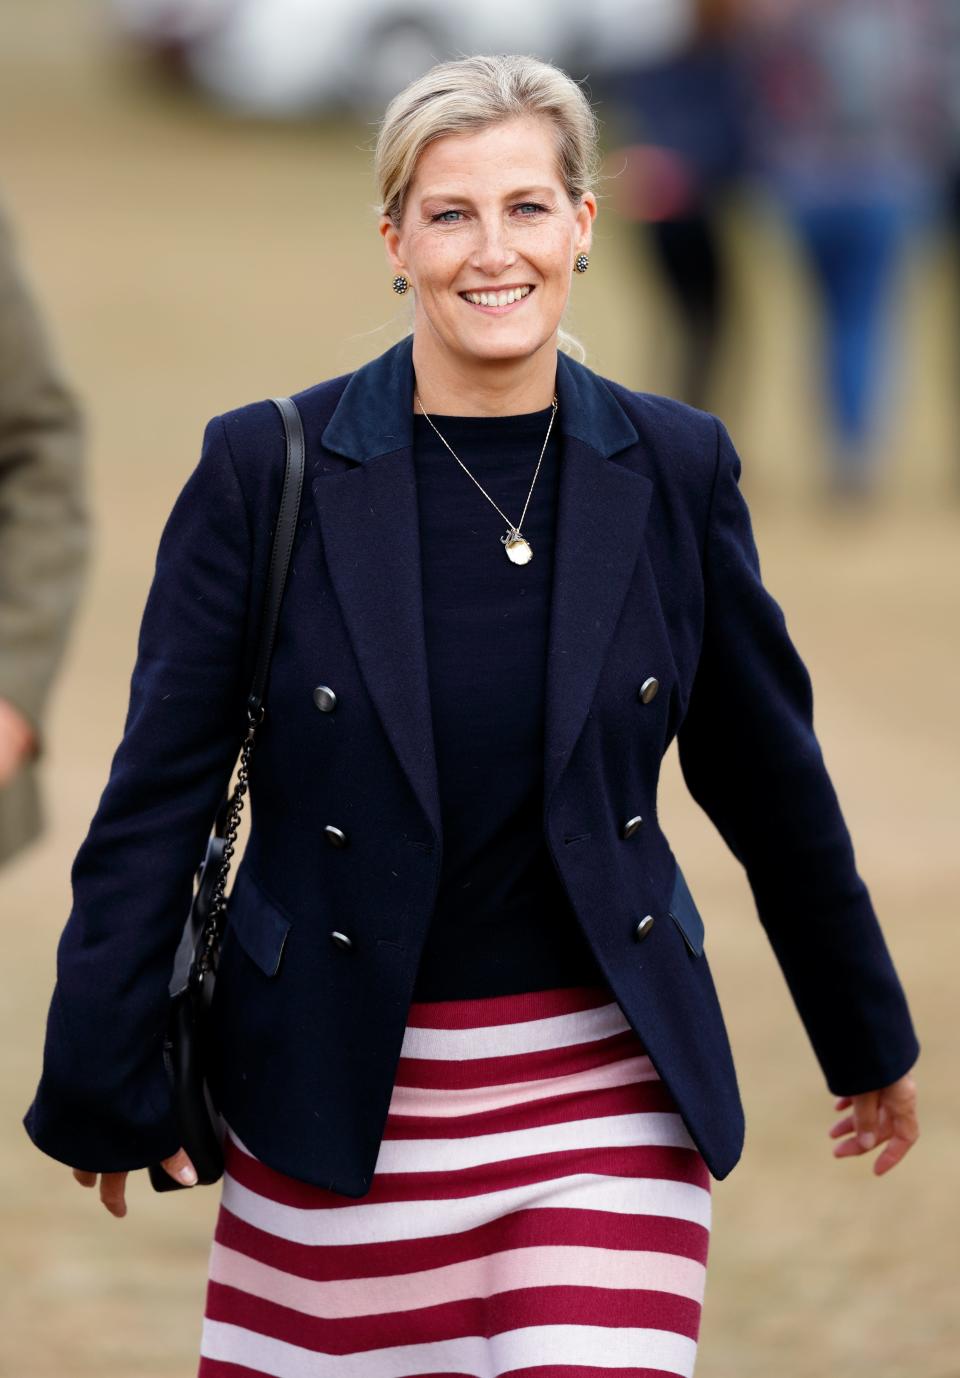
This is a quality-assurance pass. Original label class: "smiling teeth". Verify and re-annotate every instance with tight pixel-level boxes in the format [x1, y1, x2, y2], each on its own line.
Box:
[463, 286, 532, 307]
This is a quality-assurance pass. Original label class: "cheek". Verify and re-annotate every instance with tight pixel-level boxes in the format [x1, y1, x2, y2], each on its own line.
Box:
[530, 232, 575, 282]
[413, 240, 466, 289]
[404, 234, 454, 290]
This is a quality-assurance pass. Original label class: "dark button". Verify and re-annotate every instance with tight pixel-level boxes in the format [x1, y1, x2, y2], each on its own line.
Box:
[324, 825, 348, 848]
[330, 930, 353, 950]
[621, 814, 643, 839]
[313, 685, 337, 712]
[638, 677, 659, 704]
[634, 914, 656, 941]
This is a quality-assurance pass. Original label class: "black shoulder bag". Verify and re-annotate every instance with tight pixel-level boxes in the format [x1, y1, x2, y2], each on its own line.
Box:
[148, 396, 306, 1192]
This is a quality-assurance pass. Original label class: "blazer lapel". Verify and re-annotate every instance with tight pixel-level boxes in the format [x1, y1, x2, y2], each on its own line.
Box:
[543, 433, 653, 809]
[311, 440, 442, 844]
[312, 334, 653, 847]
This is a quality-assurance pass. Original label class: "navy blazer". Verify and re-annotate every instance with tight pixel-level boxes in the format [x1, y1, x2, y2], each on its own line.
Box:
[23, 334, 920, 1195]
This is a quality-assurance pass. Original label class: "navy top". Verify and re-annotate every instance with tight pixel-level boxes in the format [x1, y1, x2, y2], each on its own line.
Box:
[409, 402, 606, 1000]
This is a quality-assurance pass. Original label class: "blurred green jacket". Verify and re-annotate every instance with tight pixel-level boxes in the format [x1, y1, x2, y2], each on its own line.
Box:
[0, 199, 89, 867]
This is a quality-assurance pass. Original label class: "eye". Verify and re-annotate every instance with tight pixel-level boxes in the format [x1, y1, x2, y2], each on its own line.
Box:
[430, 210, 463, 223]
[516, 202, 547, 215]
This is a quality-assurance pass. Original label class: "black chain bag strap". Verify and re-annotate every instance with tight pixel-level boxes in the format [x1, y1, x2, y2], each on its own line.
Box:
[148, 396, 306, 1192]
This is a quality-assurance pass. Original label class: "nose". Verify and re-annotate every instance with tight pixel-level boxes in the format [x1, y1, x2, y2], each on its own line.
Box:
[470, 214, 517, 277]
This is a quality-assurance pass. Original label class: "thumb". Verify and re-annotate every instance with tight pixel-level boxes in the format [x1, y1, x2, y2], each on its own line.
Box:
[852, 1091, 880, 1150]
[160, 1147, 198, 1186]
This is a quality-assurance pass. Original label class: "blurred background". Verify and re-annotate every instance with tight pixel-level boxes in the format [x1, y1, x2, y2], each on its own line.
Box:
[1, 0, 957, 1373]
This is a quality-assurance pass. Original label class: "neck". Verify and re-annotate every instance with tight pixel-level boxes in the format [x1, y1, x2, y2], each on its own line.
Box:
[411, 331, 558, 415]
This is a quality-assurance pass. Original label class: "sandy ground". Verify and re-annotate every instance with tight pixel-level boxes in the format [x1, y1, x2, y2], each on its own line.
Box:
[1, 4, 958, 1375]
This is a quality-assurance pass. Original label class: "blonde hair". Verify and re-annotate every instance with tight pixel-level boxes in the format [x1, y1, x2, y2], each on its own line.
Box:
[373, 53, 602, 361]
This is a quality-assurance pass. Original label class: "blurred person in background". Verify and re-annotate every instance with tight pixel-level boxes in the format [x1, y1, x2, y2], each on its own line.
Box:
[0, 197, 88, 870]
[601, 0, 750, 409]
[23, 53, 919, 1377]
[742, 0, 951, 501]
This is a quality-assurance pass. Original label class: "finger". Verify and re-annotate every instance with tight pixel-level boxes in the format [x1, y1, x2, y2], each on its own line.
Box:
[160, 1147, 198, 1187]
[872, 1104, 919, 1175]
[73, 1169, 97, 1188]
[838, 1116, 894, 1148]
[828, 1114, 855, 1140]
[873, 1139, 908, 1175]
[834, 1096, 852, 1111]
[99, 1171, 129, 1218]
[852, 1091, 881, 1150]
[832, 1115, 892, 1158]
[833, 1133, 869, 1159]
[873, 1125, 919, 1175]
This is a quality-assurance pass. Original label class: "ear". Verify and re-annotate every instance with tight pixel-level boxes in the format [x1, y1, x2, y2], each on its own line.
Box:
[379, 216, 407, 277]
[574, 192, 597, 259]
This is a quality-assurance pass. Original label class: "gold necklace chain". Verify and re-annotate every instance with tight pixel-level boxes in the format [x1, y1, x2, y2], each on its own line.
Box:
[414, 389, 559, 565]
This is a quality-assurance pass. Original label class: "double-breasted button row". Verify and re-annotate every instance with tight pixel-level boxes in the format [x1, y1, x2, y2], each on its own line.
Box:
[633, 675, 656, 940]
[316, 677, 349, 936]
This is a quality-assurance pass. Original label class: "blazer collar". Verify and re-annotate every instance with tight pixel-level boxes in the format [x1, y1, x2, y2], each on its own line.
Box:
[321, 332, 639, 463]
[311, 334, 652, 846]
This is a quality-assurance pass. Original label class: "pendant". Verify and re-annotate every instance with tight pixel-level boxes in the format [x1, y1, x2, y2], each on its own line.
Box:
[502, 527, 533, 565]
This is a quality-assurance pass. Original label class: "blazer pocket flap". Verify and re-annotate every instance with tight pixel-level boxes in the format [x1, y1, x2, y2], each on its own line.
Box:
[225, 866, 292, 977]
[668, 860, 705, 958]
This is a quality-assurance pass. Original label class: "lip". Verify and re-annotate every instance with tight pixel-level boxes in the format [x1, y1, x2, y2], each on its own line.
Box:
[458, 285, 536, 315]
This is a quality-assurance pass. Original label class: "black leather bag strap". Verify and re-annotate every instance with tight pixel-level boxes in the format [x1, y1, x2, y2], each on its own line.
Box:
[247, 395, 306, 719]
[189, 396, 306, 982]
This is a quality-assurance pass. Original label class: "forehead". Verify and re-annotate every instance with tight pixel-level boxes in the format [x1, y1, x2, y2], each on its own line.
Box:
[409, 115, 562, 196]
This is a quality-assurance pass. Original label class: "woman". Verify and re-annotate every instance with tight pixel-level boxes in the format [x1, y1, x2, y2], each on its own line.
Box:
[24, 54, 920, 1378]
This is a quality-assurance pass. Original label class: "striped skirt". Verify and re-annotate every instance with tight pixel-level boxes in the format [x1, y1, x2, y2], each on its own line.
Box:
[198, 984, 712, 1378]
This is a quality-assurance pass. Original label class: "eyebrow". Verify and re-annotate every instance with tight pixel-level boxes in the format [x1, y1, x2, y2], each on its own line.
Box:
[419, 185, 557, 205]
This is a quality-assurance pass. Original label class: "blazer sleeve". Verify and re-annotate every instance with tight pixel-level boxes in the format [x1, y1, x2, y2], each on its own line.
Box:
[22, 413, 255, 1173]
[676, 416, 920, 1097]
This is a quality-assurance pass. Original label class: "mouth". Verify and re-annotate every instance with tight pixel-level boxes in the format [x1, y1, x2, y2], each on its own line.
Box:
[458, 284, 535, 314]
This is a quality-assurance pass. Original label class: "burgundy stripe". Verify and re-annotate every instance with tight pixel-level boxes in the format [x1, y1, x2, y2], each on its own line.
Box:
[204, 1281, 704, 1354]
[394, 1028, 646, 1089]
[225, 1136, 709, 1210]
[383, 1079, 679, 1140]
[215, 1202, 710, 1282]
[404, 985, 614, 1029]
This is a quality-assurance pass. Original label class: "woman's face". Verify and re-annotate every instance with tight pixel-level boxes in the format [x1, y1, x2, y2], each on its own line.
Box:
[380, 114, 596, 369]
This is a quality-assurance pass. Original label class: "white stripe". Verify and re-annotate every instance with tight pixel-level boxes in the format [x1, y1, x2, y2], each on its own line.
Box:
[399, 1000, 631, 1060]
[375, 1109, 696, 1175]
[227, 1106, 692, 1178]
[208, 1240, 708, 1317]
[201, 1318, 699, 1377]
[221, 1165, 712, 1245]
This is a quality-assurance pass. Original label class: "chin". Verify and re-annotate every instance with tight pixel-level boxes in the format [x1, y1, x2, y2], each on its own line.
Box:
[455, 327, 553, 363]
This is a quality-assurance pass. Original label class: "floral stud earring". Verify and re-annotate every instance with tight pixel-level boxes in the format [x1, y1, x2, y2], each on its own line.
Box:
[392, 274, 409, 294]
[574, 254, 589, 274]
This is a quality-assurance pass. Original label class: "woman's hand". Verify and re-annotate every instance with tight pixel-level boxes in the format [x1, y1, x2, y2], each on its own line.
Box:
[71, 1147, 198, 1216]
[829, 1071, 919, 1175]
